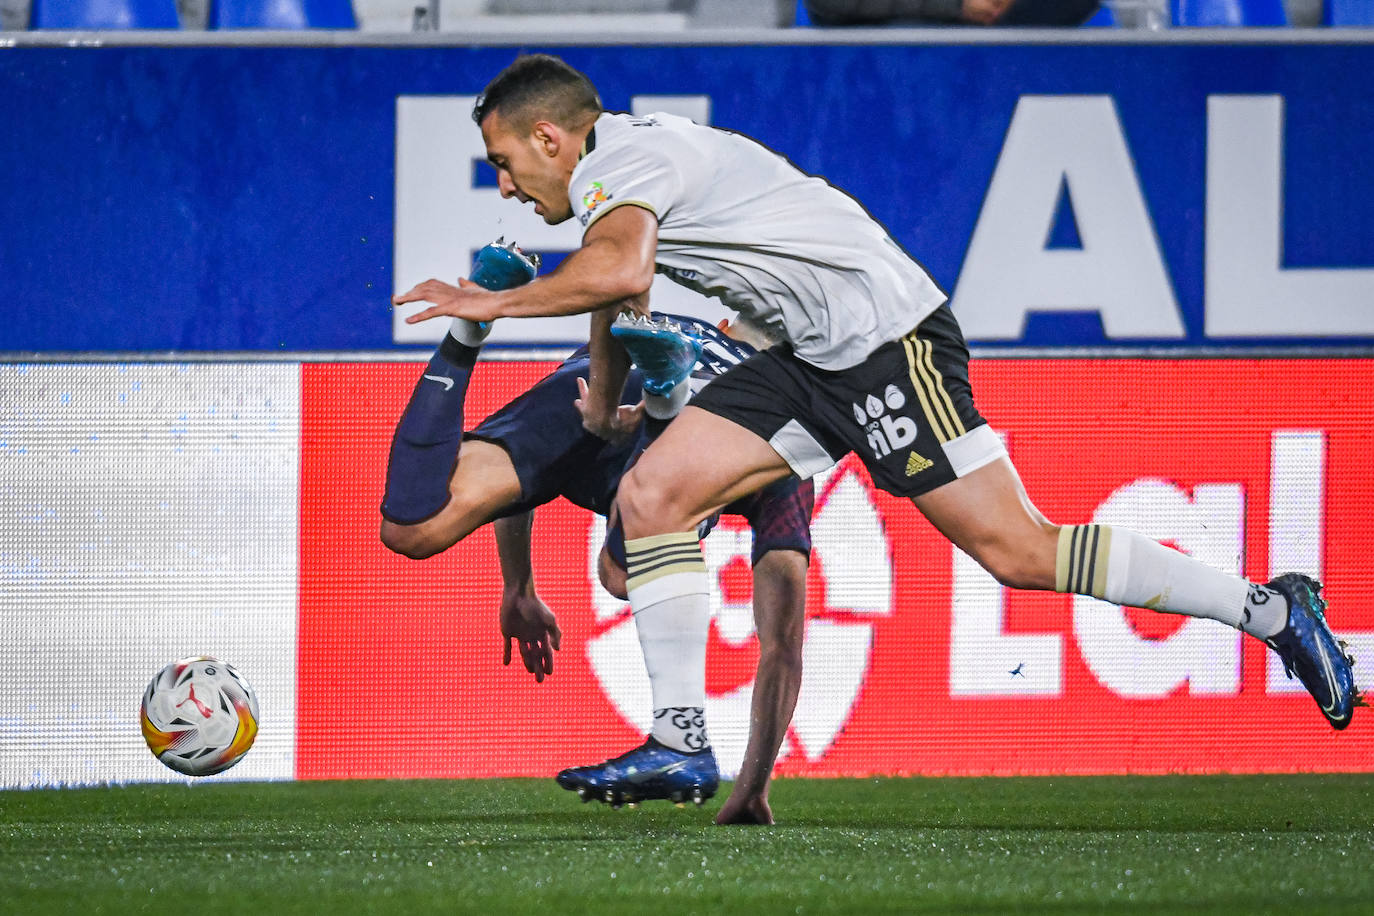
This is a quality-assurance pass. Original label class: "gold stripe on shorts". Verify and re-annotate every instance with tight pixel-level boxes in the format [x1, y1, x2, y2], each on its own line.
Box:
[902, 332, 965, 444]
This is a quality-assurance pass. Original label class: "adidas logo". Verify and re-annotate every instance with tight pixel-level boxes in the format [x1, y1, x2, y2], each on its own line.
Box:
[905, 451, 933, 476]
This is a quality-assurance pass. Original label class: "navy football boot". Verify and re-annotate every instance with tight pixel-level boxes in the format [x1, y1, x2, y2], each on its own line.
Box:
[609, 313, 703, 418]
[556, 737, 720, 808]
[1264, 573, 1363, 730]
[454, 237, 540, 345]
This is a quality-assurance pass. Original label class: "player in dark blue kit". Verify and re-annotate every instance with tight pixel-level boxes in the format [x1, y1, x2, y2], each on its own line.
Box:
[380, 248, 811, 823]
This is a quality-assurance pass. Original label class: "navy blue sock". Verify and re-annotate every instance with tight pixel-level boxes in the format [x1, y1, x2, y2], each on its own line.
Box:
[380, 335, 479, 525]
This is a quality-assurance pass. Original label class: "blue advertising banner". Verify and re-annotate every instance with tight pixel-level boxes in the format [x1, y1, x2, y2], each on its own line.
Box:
[2, 41, 1373, 352]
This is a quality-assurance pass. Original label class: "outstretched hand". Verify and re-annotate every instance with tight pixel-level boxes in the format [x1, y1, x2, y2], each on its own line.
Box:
[500, 590, 562, 683]
[394, 277, 495, 325]
[574, 376, 645, 445]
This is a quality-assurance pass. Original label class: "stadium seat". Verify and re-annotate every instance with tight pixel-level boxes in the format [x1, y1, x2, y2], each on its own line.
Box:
[210, 0, 356, 28]
[1324, 0, 1374, 25]
[30, 0, 179, 27]
[1172, 0, 1288, 25]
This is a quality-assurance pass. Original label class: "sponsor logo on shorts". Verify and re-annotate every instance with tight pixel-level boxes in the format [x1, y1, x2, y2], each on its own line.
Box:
[853, 385, 918, 460]
[905, 451, 933, 476]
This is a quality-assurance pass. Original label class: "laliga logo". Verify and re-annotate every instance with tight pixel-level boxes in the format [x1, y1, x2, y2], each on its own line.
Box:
[586, 460, 892, 778]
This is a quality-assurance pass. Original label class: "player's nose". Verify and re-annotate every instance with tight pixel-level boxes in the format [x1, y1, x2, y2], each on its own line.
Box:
[497, 170, 517, 199]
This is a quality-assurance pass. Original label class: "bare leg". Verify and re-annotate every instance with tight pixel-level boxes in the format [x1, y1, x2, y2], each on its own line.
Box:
[379, 439, 523, 560]
[616, 406, 792, 539]
[911, 456, 1059, 590]
[716, 549, 807, 826]
[614, 406, 792, 753]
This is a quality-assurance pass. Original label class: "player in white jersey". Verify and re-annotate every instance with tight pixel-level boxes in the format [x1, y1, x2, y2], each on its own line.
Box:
[394, 54, 1360, 794]
[569, 109, 947, 371]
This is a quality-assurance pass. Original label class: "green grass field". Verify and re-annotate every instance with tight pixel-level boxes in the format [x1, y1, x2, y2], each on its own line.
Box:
[2, 775, 1372, 914]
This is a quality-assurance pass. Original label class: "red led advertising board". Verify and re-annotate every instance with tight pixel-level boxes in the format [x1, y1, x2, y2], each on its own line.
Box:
[298, 360, 1374, 779]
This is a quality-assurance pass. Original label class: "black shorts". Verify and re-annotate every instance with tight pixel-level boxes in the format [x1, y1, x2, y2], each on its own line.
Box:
[688, 304, 1006, 498]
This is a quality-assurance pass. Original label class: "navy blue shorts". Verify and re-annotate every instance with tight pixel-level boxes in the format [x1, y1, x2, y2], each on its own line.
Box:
[466, 349, 640, 519]
[470, 336, 814, 563]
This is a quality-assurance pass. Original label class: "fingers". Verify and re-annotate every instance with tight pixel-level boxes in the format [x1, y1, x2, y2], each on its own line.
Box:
[573, 377, 592, 418]
[393, 278, 471, 324]
[503, 636, 512, 667]
[391, 279, 441, 306]
[391, 284, 424, 306]
[513, 633, 557, 682]
[539, 606, 563, 651]
[520, 639, 548, 683]
[404, 305, 446, 325]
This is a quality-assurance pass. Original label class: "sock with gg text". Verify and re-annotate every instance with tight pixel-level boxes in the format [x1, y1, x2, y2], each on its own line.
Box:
[379, 334, 479, 525]
[625, 532, 712, 753]
[1055, 524, 1286, 639]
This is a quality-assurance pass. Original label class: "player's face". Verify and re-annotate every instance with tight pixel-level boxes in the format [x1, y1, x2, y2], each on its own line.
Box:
[481, 111, 575, 225]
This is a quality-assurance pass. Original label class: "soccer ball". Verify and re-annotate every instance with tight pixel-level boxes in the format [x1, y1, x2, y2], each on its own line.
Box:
[139, 656, 260, 776]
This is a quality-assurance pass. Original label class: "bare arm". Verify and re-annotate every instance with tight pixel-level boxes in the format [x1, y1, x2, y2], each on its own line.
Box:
[574, 291, 648, 441]
[494, 511, 562, 683]
[394, 206, 659, 325]
[716, 549, 808, 826]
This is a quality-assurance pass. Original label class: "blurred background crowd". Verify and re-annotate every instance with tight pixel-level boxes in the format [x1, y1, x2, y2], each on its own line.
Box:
[1, 0, 1367, 36]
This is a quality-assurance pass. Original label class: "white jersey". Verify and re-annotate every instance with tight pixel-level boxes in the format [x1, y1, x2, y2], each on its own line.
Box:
[568, 111, 947, 370]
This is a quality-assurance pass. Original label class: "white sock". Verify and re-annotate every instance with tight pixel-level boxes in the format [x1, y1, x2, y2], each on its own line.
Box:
[643, 377, 691, 421]
[1240, 583, 1289, 640]
[448, 317, 491, 348]
[1056, 525, 1286, 640]
[625, 533, 711, 752]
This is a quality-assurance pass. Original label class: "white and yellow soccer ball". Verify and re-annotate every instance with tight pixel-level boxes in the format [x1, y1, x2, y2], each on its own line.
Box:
[140, 656, 260, 776]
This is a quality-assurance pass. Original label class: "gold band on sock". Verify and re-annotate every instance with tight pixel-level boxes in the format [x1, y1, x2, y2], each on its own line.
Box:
[1055, 524, 1113, 598]
[625, 532, 705, 592]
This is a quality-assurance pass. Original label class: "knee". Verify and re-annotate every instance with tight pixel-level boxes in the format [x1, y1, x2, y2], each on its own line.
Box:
[378, 493, 484, 560]
[758, 630, 804, 674]
[598, 547, 628, 600]
[615, 466, 679, 534]
[379, 520, 445, 560]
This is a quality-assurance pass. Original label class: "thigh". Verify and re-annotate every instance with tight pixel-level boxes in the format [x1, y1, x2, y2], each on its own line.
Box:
[912, 455, 1058, 587]
[617, 405, 794, 537]
[380, 438, 524, 556]
[688, 306, 1006, 500]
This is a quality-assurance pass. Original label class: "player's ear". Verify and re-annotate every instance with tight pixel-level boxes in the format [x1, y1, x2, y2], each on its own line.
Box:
[532, 120, 562, 159]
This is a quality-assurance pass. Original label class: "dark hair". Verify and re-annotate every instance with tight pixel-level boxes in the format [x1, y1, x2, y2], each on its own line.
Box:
[472, 54, 602, 131]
